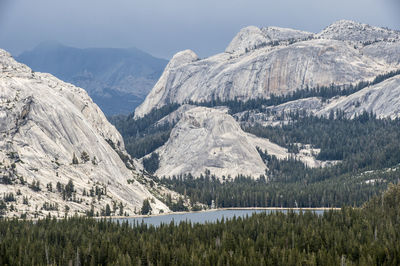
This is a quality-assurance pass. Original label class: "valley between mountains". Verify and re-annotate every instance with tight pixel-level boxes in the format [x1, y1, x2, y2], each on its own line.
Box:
[2, 20, 400, 218]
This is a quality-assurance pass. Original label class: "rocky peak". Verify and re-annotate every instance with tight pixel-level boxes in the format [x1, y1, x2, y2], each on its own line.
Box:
[167, 49, 199, 69]
[135, 21, 399, 118]
[225, 26, 268, 55]
[225, 25, 314, 55]
[317, 19, 400, 43]
[261, 26, 314, 43]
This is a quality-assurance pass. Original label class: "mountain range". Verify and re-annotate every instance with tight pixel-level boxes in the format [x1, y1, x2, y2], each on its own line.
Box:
[134, 20, 400, 118]
[2, 19, 400, 217]
[125, 20, 400, 179]
[17, 42, 168, 115]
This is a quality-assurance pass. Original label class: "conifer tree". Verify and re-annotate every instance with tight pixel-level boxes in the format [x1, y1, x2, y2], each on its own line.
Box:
[141, 199, 152, 215]
[72, 153, 79, 164]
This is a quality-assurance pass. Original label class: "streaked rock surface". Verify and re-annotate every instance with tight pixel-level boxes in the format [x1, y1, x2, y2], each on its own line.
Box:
[135, 21, 400, 118]
[0, 49, 169, 218]
[318, 75, 400, 119]
[235, 75, 400, 126]
[150, 106, 328, 179]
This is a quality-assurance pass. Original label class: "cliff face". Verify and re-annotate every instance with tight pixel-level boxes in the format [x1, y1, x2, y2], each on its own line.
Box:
[134, 21, 400, 118]
[0, 49, 169, 218]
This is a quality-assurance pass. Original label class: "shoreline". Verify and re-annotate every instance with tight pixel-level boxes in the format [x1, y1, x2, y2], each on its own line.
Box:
[8, 207, 342, 221]
[107, 206, 341, 220]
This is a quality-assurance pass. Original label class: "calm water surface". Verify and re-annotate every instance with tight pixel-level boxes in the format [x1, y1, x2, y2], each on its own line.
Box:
[115, 209, 325, 227]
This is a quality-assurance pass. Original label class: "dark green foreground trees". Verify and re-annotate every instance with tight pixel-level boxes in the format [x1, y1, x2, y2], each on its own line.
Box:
[0, 184, 400, 265]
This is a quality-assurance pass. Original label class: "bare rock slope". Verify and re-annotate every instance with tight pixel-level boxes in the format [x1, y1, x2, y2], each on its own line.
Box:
[135, 20, 400, 118]
[150, 106, 328, 179]
[318, 75, 400, 119]
[0, 49, 169, 218]
[236, 75, 400, 126]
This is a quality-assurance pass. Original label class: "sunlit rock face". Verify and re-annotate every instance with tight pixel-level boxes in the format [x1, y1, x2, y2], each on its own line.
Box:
[317, 75, 400, 119]
[135, 20, 400, 118]
[0, 49, 169, 218]
[150, 106, 327, 179]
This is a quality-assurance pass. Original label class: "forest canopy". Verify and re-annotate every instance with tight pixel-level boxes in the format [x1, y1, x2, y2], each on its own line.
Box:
[0, 183, 399, 265]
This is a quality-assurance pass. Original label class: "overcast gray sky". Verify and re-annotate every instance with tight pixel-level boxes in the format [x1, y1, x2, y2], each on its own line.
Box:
[0, 0, 399, 59]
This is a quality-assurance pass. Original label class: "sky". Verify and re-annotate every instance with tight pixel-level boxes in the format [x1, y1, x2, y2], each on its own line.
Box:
[0, 0, 399, 59]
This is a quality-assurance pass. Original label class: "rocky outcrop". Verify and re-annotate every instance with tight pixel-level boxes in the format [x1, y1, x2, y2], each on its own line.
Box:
[225, 26, 314, 55]
[149, 106, 329, 179]
[318, 75, 400, 119]
[317, 20, 400, 43]
[0, 49, 169, 218]
[235, 75, 400, 126]
[135, 21, 400, 118]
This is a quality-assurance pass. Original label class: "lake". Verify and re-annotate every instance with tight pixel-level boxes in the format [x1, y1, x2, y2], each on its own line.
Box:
[114, 209, 326, 227]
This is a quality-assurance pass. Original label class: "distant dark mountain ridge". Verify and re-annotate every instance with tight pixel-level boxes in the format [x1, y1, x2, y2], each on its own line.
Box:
[17, 41, 168, 115]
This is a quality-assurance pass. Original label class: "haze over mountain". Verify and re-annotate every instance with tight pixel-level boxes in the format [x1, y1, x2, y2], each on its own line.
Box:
[0, 49, 170, 218]
[17, 42, 168, 115]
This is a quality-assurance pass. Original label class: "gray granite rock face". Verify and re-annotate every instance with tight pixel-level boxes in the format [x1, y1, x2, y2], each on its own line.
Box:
[149, 106, 329, 179]
[0, 49, 169, 218]
[234, 75, 400, 125]
[318, 75, 400, 119]
[317, 20, 400, 43]
[135, 21, 400, 118]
